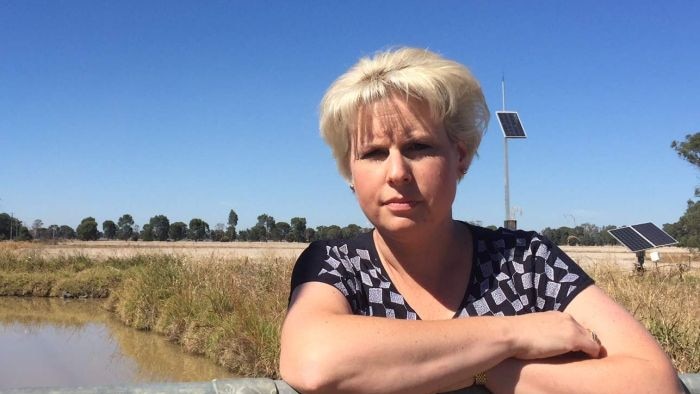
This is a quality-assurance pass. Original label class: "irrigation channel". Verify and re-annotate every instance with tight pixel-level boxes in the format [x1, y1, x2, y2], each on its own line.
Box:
[0, 297, 234, 390]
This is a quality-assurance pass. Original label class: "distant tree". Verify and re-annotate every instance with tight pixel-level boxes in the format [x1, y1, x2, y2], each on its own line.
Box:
[248, 225, 266, 241]
[0, 213, 23, 240]
[211, 223, 225, 241]
[131, 224, 140, 241]
[666, 132, 700, 247]
[316, 225, 342, 240]
[31, 219, 44, 238]
[227, 209, 238, 240]
[541, 224, 619, 246]
[315, 225, 328, 240]
[102, 220, 117, 239]
[341, 224, 363, 239]
[58, 225, 76, 239]
[542, 226, 575, 245]
[15, 226, 32, 241]
[599, 225, 618, 245]
[149, 215, 170, 241]
[211, 228, 226, 242]
[35, 227, 51, 240]
[117, 214, 135, 241]
[76, 217, 99, 241]
[188, 218, 209, 241]
[250, 214, 273, 241]
[254, 214, 277, 241]
[47, 224, 60, 239]
[327, 225, 342, 239]
[238, 229, 249, 241]
[169, 222, 187, 241]
[304, 227, 316, 242]
[275, 221, 291, 241]
[141, 224, 154, 241]
[671, 132, 700, 169]
[290, 217, 307, 242]
[665, 200, 700, 248]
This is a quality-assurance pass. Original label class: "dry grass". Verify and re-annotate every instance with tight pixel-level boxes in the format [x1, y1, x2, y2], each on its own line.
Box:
[589, 262, 700, 373]
[1, 241, 698, 375]
[108, 254, 292, 378]
[0, 240, 307, 260]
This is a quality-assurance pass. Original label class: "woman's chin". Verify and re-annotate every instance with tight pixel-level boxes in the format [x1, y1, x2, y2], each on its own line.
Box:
[373, 216, 426, 235]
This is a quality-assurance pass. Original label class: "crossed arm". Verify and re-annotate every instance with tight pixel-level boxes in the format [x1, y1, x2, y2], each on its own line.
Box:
[279, 283, 679, 394]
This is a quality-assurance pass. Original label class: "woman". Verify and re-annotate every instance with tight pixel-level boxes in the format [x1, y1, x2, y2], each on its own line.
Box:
[280, 48, 678, 393]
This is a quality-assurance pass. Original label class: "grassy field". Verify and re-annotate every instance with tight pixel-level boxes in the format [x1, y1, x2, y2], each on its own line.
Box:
[0, 241, 698, 375]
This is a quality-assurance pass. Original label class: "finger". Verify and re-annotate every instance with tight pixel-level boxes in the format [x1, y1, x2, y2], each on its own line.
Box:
[579, 329, 603, 358]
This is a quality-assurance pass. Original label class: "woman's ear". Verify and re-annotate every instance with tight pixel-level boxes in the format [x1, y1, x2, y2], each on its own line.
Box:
[455, 141, 469, 174]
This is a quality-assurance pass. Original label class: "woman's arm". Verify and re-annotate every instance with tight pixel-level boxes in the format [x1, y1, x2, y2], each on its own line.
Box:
[280, 282, 601, 394]
[485, 285, 680, 394]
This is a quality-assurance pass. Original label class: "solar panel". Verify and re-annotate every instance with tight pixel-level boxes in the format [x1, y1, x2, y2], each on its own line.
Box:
[496, 111, 527, 138]
[609, 227, 654, 252]
[631, 223, 678, 247]
[608, 222, 679, 252]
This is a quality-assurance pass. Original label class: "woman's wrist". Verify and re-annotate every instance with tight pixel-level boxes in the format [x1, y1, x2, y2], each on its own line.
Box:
[495, 316, 521, 358]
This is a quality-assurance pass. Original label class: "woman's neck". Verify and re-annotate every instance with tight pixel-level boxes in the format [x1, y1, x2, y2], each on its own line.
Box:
[372, 219, 471, 289]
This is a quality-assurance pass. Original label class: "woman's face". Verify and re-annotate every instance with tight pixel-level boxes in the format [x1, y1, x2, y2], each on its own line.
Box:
[350, 96, 468, 235]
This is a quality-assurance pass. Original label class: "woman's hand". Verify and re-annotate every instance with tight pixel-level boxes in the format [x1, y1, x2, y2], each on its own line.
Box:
[510, 311, 602, 360]
[485, 287, 679, 394]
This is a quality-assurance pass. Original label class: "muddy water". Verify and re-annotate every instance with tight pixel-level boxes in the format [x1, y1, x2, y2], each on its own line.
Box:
[0, 297, 234, 389]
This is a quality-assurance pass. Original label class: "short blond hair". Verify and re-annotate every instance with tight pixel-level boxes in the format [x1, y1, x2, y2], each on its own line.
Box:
[319, 47, 490, 182]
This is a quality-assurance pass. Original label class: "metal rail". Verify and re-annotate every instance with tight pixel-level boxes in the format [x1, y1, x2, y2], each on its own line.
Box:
[1, 375, 699, 394]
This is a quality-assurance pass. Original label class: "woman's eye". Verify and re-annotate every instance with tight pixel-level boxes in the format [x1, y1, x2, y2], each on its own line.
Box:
[406, 143, 432, 155]
[361, 149, 387, 160]
[410, 143, 430, 151]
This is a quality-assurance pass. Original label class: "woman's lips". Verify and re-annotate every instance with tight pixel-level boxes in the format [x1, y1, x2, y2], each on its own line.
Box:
[383, 199, 419, 211]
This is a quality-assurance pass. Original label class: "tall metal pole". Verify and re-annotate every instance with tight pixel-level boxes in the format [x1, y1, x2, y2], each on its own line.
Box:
[502, 76, 511, 224]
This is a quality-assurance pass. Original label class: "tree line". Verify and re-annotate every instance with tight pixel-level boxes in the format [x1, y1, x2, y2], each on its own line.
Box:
[0, 209, 369, 243]
[0, 210, 627, 246]
[2, 133, 697, 247]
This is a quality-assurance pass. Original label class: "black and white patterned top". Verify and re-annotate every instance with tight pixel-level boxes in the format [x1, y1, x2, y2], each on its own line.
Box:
[290, 224, 594, 319]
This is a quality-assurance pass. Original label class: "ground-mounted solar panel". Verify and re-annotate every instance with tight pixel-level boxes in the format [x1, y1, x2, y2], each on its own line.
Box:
[631, 222, 678, 247]
[609, 227, 654, 252]
[496, 111, 527, 138]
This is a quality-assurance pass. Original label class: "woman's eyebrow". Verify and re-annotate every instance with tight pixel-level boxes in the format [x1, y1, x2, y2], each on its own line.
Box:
[357, 142, 385, 152]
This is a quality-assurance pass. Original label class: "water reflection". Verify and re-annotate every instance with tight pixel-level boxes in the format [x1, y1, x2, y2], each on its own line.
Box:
[0, 297, 234, 389]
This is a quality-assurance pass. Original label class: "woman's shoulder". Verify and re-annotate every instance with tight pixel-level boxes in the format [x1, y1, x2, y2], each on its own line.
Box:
[291, 231, 376, 305]
[300, 231, 375, 260]
[467, 223, 546, 251]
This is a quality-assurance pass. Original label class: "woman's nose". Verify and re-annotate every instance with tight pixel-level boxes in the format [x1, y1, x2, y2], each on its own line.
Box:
[386, 151, 412, 185]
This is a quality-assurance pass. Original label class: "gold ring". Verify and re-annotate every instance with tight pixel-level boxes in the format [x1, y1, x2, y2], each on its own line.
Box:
[590, 330, 600, 344]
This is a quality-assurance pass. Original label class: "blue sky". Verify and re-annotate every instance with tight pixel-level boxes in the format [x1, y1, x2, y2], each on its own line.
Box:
[1, 1, 698, 232]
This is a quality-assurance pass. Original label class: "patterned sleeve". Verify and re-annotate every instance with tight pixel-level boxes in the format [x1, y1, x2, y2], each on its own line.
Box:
[289, 240, 363, 311]
[528, 234, 594, 312]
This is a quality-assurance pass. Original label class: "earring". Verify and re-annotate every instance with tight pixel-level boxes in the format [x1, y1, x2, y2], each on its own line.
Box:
[349, 184, 355, 193]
